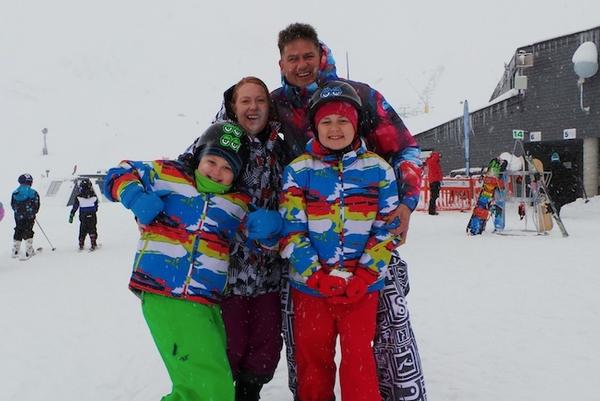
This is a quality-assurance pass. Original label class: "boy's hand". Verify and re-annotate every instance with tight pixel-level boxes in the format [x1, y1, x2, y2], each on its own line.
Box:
[68, 214, 74, 224]
[318, 274, 348, 296]
[327, 269, 378, 304]
[306, 270, 347, 297]
[129, 192, 164, 225]
[246, 208, 283, 240]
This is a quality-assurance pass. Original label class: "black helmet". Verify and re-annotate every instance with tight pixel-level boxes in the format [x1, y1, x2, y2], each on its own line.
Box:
[18, 173, 33, 186]
[308, 80, 363, 133]
[188, 122, 249, 179]
[79, 178, 92, 189]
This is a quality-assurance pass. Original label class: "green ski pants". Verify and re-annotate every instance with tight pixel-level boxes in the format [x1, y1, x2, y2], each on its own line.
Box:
[141, 293, 234, 401]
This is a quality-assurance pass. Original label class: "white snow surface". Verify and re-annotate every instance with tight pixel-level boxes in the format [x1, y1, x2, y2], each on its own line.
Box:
[1, 173, 598, 400]
[1, 1, 600, 399]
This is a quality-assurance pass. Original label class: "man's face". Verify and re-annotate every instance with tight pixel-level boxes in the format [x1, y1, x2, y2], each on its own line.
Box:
[279, 38, 320, 88]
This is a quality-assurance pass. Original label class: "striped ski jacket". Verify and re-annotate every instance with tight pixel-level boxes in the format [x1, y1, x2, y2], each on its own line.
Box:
[279, 139, 401, 296]
[104, 160, 250, 304]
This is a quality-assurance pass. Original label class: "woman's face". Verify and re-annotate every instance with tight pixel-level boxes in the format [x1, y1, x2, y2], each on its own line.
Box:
[197, 154, 234, 185]
[232, 83, 270, 136]
[316, 114, 356, 150]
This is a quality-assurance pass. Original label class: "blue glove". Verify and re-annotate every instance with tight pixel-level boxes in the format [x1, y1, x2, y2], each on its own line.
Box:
[246, 208, 283, 240]
[124, 188, 164, 225]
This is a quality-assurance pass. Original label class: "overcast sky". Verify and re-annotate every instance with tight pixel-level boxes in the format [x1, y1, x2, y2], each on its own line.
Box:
[1, 0, 599, 169]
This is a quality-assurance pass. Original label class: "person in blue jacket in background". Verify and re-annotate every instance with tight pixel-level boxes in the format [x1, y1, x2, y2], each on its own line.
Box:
[11, 173, 40, 259]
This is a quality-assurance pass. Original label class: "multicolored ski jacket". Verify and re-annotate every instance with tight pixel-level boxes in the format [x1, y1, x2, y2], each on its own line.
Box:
[11, 185, 40, 220]
[279, 139, 401, 297]
[104, 160, 250, 304]
[271, 42, 423, 211]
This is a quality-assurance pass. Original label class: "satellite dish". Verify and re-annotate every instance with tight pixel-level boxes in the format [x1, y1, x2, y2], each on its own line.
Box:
[572, 41, 598, 79]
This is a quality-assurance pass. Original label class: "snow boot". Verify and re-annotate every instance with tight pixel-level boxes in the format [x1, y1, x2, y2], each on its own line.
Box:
[79, 238, 85, 251]
[235, 378, 263, 401]
[90, 234, 98, 251]
[25, 238, 35, 258]
[12, 240, 21, 258]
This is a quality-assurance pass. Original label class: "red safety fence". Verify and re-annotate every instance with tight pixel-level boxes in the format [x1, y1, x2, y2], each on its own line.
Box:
[417, 176, 481, 212]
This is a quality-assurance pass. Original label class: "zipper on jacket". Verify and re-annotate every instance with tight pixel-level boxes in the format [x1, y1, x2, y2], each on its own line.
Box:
[133, 238, 150, 271]
[337, 158, 346, 269]
[182, 192, 210, 296]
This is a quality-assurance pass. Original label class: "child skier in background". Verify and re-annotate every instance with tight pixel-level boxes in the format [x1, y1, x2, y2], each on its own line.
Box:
[11, 174, 40, 259]
[279, 81, 401, 401]
[103, 121, 270, 401]
[69, 178, 99, 250]
[0, 201, 4, 222]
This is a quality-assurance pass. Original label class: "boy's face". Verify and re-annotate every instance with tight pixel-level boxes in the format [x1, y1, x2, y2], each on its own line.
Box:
[317, 114, 356, 150]
[279, 38, 320, 88]
[197, 154, 234, 186]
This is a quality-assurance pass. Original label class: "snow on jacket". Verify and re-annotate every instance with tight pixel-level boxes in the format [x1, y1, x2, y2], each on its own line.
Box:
[279, 138, 401, 297]
[104, 159, 250, 304]
[426, 151, 443, 183]
[271, 42, 423, 210]
[11, 185, 40, 220]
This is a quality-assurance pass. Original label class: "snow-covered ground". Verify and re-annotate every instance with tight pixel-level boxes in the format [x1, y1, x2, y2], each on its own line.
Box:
[1, 174, 598, 400]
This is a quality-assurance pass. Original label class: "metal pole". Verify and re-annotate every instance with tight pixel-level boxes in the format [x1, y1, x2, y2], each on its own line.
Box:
[35, 219, 56, 250]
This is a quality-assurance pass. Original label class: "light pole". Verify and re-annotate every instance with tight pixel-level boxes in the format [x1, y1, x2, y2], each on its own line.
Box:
[42, 127, 48, 155]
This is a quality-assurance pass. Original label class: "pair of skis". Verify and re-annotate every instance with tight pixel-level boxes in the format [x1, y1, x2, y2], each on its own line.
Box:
[524, 154, 569, 237]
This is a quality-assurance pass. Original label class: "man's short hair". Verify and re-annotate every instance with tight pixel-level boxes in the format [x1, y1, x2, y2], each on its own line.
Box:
[277, 23, 320, 54]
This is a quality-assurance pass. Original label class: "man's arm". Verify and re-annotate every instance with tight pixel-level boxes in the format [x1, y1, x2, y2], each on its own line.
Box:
[356, 82, 423, 243]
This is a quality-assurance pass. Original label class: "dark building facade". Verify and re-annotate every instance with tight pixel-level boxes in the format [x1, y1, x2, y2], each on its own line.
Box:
[415, 26, 600, 197]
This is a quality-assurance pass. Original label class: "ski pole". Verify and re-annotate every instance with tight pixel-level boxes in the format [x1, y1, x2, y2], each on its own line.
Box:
[35, 219, 56, 251]
[575, 175, 590, 203]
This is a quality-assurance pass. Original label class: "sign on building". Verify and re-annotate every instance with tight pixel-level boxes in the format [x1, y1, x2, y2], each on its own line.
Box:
[563, 128, 576, 140]
[529, 131, 542, 142]
[512, 129, 525, 140]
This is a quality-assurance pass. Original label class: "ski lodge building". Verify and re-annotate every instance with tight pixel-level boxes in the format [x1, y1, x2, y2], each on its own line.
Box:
[414, 25, 600, 201]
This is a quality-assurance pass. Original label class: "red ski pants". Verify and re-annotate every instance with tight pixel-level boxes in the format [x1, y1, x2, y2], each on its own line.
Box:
[292, 289, 381, 401]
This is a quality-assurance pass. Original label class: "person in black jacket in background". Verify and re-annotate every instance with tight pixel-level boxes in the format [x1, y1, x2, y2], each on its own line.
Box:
[11, 173, 40, 258]
[69, 178, 99, 250]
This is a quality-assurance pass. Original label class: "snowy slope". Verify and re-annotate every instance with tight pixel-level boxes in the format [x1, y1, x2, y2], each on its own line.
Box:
[1, 179, 598, 400]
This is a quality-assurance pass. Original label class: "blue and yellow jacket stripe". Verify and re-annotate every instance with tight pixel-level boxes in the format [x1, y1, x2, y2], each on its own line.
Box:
[279, 139, 400, 296]
[104, 160, 249, 304]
